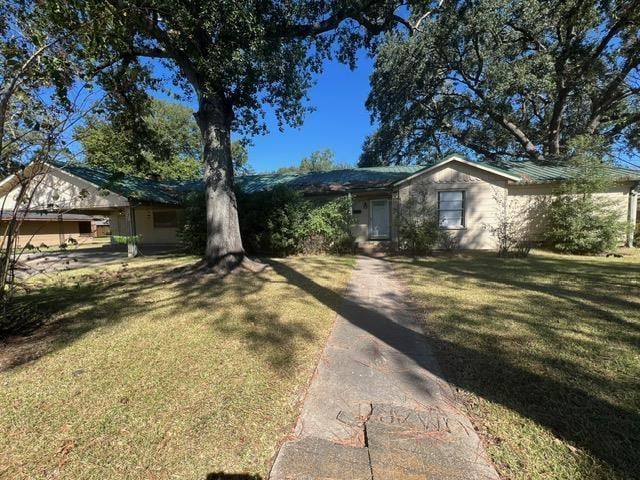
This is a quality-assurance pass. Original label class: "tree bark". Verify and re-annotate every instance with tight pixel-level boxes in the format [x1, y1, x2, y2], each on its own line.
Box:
[194, 94, 245, 273]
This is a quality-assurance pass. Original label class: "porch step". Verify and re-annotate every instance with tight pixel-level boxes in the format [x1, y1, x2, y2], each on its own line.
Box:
[356, 241, 393, 256]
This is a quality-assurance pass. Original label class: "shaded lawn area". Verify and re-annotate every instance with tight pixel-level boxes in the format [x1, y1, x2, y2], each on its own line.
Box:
[0, 255, 355, 479]
[389, 250, 640, 480]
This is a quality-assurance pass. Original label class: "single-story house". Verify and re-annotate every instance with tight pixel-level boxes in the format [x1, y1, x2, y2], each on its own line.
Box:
[0, 155, 638, 254]
[0, 161, 185, 254]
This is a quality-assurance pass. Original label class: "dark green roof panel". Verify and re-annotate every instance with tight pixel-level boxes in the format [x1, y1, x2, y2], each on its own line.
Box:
[55, 158, 639, 206]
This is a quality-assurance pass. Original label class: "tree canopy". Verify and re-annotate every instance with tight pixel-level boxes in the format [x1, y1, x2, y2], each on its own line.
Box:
[36, 0, 413, 270]
[361, 0, 640, 167]
[276, 148, 351, 173]
[76, 99, 201, 180]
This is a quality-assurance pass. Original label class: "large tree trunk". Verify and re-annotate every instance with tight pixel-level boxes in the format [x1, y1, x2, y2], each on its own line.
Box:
[195, 95, 245, 273]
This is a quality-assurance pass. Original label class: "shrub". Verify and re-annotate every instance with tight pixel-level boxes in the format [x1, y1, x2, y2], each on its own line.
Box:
[438, 231, 461, 252]
[179, 186, 355, 256]
[543, 145, 628, 255]
[238, 185, 311, 256]
[177, 190, 207, 254]
[298, 196, 354, 254]
[545, 195, 625, 254]
[484, 189, 531, 258]
[398, 193, 443, 254]
[111, 234, 143, 245]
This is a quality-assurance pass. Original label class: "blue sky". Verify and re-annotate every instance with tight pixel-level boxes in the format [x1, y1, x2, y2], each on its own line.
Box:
[245, 55, 375, 173]
[149, 54, 376, 173]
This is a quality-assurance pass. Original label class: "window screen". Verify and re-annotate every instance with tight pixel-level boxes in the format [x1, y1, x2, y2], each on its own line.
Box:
[153, 210, 178, 228]
[437, 191, 465, 228]
[78, 221, 92, 234]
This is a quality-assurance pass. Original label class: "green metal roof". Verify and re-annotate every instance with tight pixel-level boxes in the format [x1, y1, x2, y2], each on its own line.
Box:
[57, 163, 195, 205]
[424, 155, 640, 183]
[54, 158, 640, 206]
[488, 159, 640, 183]
[235, 166, 425, 194]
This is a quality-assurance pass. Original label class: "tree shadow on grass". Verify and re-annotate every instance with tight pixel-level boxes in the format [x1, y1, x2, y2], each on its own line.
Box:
[0, 256, 334, 374]
[267, 256, 640, 478]
[205, 473, 262, 479]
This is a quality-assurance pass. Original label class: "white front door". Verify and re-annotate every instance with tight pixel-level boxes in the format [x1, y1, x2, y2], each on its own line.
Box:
[369, 199, 390, 240]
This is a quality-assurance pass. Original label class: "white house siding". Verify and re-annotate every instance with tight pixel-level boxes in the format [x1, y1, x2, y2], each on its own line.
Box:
[507, 182, 633, 241]
[396, 163, 509, 250]
[0, 167, 128, 211]
[109, 206, 182, 244]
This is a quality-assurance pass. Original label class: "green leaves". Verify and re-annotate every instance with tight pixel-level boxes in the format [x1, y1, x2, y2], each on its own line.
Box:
[275, 148, 351, 173]
[363, 0, 640, 165]
[77, 99, 202, 181]
[545, 195, 625, 254]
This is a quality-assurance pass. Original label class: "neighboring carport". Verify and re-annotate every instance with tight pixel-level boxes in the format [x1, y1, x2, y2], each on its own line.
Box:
[0, 162, 192, 257]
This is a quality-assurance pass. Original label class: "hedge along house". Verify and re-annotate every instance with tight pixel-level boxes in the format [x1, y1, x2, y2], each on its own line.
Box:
[0, 162, 186, 256]
[1, 155, 639, 255]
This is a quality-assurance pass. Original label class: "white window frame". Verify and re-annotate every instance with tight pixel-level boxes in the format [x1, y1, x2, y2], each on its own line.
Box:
[437, 190, 466, 229]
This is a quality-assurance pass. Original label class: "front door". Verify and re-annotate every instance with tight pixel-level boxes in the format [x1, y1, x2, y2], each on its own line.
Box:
[369, 199, 390, 240]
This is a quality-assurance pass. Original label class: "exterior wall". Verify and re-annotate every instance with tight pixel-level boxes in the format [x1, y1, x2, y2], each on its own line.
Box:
[0, 220, 95, 248]
[0, 167, 128, 211]
[507, 182, 633, 242]
[397, 163, 509, 250]
[109, 206, 183, 244]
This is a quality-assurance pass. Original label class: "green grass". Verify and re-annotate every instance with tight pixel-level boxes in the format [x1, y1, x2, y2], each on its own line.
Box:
[390, 250, 640, 480]
[0, 255, 355, 479]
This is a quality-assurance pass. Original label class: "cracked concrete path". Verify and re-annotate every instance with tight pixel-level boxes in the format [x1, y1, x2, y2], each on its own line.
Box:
[269, 256, 499, 480]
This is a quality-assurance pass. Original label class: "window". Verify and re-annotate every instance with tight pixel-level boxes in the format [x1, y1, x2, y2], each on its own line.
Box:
[78, 221, 92, 235]
[438, 191, 465, 228]
[153, 210, 178, 228]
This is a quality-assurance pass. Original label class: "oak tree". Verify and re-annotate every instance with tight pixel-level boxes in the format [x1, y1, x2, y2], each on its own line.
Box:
[41, 0, 412, 272]
[361, 0, 640, 167]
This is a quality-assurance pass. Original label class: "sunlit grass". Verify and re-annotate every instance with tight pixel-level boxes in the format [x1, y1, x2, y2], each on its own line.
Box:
[392, 250, 640, 480]
[0, 254, 355, 479]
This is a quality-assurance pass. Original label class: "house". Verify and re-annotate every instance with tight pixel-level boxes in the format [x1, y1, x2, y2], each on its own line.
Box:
[237, 155, 639, 249]
[0, 161, 186, 255]
[0, 155, 638, 254]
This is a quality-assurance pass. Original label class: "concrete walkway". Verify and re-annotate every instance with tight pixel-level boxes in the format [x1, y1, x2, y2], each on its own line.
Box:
[270, 256, 498, 480]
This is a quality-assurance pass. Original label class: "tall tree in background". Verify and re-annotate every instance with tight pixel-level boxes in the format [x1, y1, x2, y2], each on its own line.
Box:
[77, 98, 253, 179]
[361, 0, 640, 167]
[231, 141, 253, 177]
[41, 0, 413, 272]
[276, 148, 351, 173]
[77, 99, 202, 180]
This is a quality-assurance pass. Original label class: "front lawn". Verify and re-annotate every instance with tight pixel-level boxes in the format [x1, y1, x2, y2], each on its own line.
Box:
[391, 251, 640, 480]
[0, 255, 354, 479]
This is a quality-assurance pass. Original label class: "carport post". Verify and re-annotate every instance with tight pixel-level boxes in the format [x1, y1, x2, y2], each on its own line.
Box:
[125, 205, 138, 257]
[628, 185, 639, 247]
